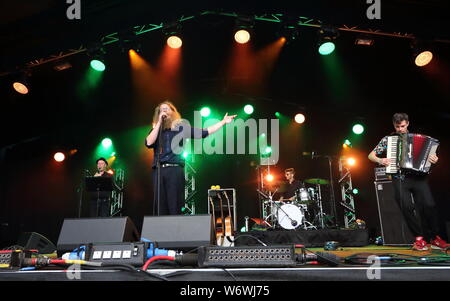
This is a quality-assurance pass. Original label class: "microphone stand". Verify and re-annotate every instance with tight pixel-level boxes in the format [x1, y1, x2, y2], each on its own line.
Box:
[324, 155, 338, 228]
[308, 153, 338, 228]
[154, 120, 164, 216]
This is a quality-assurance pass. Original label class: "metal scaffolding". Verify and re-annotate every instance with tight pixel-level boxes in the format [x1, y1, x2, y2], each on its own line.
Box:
[183, 157, 197, 215]
[110, 169, 124, 216]
[338, 157, 356, 228]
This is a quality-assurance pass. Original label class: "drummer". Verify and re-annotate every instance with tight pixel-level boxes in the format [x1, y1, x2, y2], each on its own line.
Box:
[279, 168, 304, 202]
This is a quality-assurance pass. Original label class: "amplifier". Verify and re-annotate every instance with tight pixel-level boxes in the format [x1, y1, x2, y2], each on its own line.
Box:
[374, 167, 390, 181]
[197, 245, 297, 268]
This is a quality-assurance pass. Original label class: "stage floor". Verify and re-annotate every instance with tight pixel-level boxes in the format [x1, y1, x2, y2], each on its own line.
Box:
[1, 245, 450, 282]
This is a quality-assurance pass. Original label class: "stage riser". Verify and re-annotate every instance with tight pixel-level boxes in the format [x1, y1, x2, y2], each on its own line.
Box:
[235, 229, 369, 248]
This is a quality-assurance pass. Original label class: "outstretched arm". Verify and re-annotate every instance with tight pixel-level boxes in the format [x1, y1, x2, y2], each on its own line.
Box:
[207, 113, 237, 135]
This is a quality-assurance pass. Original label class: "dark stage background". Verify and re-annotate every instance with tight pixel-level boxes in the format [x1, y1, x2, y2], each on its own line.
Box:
[1, 0, 449, 247]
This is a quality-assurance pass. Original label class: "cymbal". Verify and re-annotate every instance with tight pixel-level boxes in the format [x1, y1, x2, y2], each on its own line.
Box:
[304, 178, 329, 185]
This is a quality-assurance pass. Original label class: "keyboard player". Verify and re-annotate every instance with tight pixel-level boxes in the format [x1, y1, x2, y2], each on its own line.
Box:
[368, 113, 447, 251]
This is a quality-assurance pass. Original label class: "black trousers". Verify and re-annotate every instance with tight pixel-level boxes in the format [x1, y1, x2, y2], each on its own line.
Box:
[153, 166, 185, 215]
[89, 198, 111, 217]
[391, 174, 439, 241]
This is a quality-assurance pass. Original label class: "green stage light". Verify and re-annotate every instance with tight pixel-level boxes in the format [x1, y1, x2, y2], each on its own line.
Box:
[352, 124, 364, 135]
[244, 104, 254, 115]
[90, 59, 106, 72]
[182, 151, 188, 158]
[344, 139, 351, 145]
[102, 138, 112, 148]
[200, 107, 211, 117]
[352, 188, 359, 195]
[265, 146, 272, 154]
[318, 41, 335, 55]
[275, 112, 281, 118]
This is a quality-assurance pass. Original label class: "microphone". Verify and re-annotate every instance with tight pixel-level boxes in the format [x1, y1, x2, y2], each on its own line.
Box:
[161, 115, 167, 119]
[297, 251, 341, 267]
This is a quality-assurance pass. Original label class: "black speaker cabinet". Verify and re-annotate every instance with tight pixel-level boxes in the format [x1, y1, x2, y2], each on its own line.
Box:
[57, 217, 139, 253]
[141, 214, 212, 250]
[374, 181, 415, 246]
[17, 232, 56, 254]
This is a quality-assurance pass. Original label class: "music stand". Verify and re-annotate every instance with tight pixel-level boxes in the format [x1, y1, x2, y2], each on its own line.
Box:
[85, 176, 114, 217]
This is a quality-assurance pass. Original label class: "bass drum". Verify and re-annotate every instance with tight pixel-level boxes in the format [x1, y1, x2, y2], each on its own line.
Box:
[277, 204, 304, 230]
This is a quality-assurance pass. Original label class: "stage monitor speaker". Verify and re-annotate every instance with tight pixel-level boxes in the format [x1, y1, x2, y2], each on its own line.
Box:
[141, 214, 212, 250]
[17, 232, 56, 254]
[374, 181, 415, 246]
[57, 217, 139, 253]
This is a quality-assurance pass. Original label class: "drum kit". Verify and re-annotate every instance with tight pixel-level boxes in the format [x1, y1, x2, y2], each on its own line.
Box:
[258, 178, 330, 230]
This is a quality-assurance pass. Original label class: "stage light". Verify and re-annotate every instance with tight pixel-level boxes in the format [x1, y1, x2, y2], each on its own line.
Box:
[182, 151, 188, 158]
[318, 26, 338, 56]
[265, 174, 274, 182]
[415, 50, 433, 67]
[352, 124, 364, 135]
[90, 59, 105, 72]
[244, 104, 254, 115]
[12, 81, 29, 95]
[343, 139, 352, 148]
[200, 107, 211, 117]
[102, 138, 112, 148]
[87, 42, 106, 71]
[118, 29, 141, 53]
[352, 188, 359, 195]
[167, 35, 182, 49]
[411, 40, 433, 67]
[234, 29, 251, 44]
[12, 72, 30, 94]
[54, 152, 65, 162]
[294, 113, 305, 124]
[275, 112, 281, 118]
[265, 146, 272, 154]
[318, 41, 335, 55]
[278, 17, 299, 44]
[355, 36, 374, 46]
[347, 157, 356, 166]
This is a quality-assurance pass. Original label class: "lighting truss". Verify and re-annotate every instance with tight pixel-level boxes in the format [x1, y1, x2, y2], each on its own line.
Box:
[1, 10, 448, 76]
[111, 168, 124, 216]
[338, 157, 356, 228]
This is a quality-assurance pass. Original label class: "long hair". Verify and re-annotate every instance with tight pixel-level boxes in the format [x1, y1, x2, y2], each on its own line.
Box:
[152, 100, 182, 129]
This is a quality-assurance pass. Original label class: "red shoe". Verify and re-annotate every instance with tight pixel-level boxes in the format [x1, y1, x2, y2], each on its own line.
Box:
[412, 237, 428, 251]
[430, 236, 449, 250]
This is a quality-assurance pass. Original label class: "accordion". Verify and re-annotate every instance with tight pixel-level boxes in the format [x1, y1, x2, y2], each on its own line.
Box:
[386, 133, 439, 174]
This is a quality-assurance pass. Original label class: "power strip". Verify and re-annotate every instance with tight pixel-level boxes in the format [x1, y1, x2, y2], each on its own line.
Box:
[197, 245, 297, 268]
[84, 242, 147, 266]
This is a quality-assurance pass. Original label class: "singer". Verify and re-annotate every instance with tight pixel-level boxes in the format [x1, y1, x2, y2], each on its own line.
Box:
[145, 101, 236, 215]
